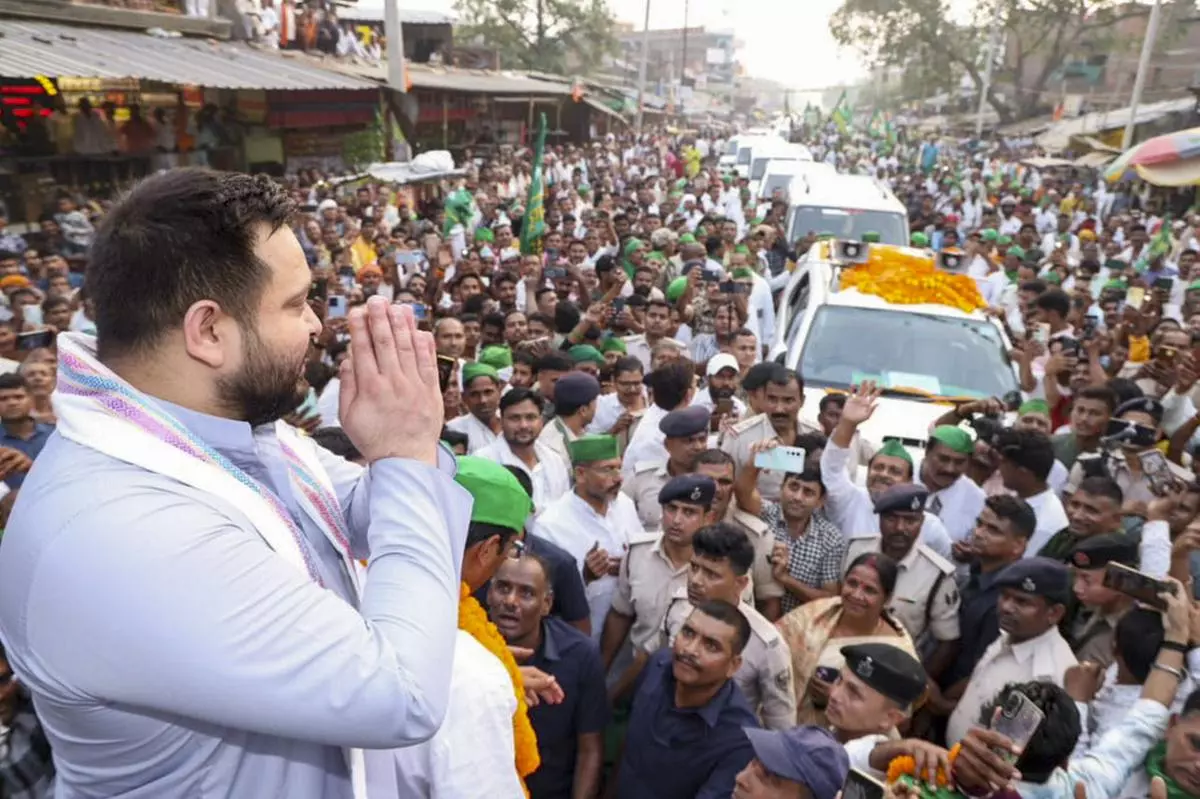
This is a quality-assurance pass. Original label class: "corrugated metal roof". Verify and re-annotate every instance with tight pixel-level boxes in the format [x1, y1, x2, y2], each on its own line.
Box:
[305, 56, 576, 96]
[335, 6, 454, 25]
[0, 21, 380, 91]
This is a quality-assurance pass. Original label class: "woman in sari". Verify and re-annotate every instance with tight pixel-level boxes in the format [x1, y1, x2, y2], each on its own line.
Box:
[776, 552, 915, 726]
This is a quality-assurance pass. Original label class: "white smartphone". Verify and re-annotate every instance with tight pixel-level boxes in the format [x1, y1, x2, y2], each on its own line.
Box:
[753, 446, 807, 473]
[327, 295, 348, 319]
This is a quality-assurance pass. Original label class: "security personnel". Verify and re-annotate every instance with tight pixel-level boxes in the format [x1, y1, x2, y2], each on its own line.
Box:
[647, 522, 796, 730]
[622, 406, 711, 532]
[719, 363, 822, 501]
[601, 474, 716, 671]
[537, 371, 601, 467]
[832, 643, 929, 756]
[843, 484, 960, 649]
[1067, 533, 1139, 667]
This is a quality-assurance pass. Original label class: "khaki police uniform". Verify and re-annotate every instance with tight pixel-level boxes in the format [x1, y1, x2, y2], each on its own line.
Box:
[610, 531, 690, 652]
[621, 461, 672, 532]
[718, 413, 823, 502]
[726, 503, 784, 602]
[648, 586, 796, 730]
[843, 536, 960, 643]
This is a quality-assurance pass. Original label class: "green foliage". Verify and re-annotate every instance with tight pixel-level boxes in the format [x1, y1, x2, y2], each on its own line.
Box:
[343, 109, 386, 171]
[453, 0, 618, 75]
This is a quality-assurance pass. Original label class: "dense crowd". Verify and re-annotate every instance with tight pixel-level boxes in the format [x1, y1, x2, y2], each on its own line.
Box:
[0, 120, 1199, 799]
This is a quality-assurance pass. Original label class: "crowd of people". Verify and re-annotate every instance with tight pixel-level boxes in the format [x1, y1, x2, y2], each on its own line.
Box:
[0, 120, 1199, 799]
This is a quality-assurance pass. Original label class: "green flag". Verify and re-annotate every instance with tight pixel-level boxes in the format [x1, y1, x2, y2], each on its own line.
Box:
[867, 109, 884, 138]
[520, 112, 548, 256]
[831, 91, 852, 133]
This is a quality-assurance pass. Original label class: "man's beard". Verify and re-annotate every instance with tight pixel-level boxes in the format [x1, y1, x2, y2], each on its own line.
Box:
[217, 326, 308, 428]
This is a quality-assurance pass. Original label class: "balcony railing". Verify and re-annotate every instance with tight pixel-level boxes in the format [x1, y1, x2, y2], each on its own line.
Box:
[0, 0, 232, 37]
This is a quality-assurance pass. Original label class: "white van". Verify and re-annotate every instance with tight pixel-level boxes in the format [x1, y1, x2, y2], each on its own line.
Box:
[784, 173, 909, 246]
[758, 160, 830, 202]
[748, 143, 815, 197]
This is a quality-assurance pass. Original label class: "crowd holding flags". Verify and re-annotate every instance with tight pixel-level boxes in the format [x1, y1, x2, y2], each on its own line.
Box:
[519, 112, 548, 256]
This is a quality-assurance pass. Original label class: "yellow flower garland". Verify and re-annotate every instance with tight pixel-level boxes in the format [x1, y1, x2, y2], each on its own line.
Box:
[842, 249, 986, 314]
[457, 583, 541, 793]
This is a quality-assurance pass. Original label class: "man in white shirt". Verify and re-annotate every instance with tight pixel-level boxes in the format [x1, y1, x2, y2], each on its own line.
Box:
[476, 387, 570, 517]
[994, 428, 1068, 558]
[919, 425, 987, 544]
[946, 557, 1077, 744]
[447, 362, 502, 454]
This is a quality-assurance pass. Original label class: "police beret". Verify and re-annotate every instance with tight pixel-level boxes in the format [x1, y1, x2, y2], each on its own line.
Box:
[1114, 396, 1163, 423]
[743, 726, 849, 799]
[841, 642, 928, 706]
[554, 372, 601, 409]
[659, 406, 711, 439]
[1070, 533, 1139, 570]
[873, 483, 928, 515]
[995, 557, 1071, 605]
[741, 362, 777, 393]
[658, 474, 716, 507]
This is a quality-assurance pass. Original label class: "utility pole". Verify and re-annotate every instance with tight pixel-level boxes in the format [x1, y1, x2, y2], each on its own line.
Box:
[681, 0, 689, 88]
[635, 0, 652, 136]
[975, 4, 1002, 137]
[1123, 0, 1164, 149]
[384, 0, 405, 93]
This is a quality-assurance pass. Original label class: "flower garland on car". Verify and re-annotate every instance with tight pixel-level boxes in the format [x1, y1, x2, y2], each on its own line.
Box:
[842, 249, 986, 313]
[885, 743, 963, 799]
[458, 583, 541, 794]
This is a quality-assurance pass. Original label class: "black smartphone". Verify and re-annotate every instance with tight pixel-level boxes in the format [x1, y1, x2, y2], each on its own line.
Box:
[545, 266, 568, 280]
[436, 355, 456, 393]
[1103, 562, 1176, 610]
[1154, 277, 1175, 292]
[1057, 336, 1081, 358]
[611, 297, 626, 313]
[841, 768, 886, 799]
[17, 330, 53, 351]
[1082, 316, 1098, 340]
[701, 270, 720, 283]
[544, 248, 559, 263]
[719, 280, 738, 294]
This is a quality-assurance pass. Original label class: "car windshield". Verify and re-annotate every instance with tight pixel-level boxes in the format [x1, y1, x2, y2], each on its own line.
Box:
[725, 140, 739, 156]
[798, 305, 1018, 399]
[737, 147, 753, 166]
[751, 157, 793, 180]
[788, 206, 906, 245]
[761, 174, 794, 200]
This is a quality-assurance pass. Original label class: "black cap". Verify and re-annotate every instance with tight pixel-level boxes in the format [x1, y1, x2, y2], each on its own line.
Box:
[1070, 533, 1139, 570]
[554, 372, 601, 408]
[659, 406, 711, 438]
[1114, 396, 1163, 424]
[995, 557, 1071, 605]
[741, 362, 777, 393]
[658, 474, 716, 507]
[841, 642, 928, 705]
[872, 483, 928, 515]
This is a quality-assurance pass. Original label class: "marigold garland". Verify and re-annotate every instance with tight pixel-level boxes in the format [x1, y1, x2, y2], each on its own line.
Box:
[842, 249, 987, 314]
[886, 742, 962, 787]
[458, 583, 540, 794]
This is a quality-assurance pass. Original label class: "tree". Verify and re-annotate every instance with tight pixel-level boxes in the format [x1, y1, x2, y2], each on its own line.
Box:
[453, 0, 618, 75]
[829, 0, 1150, 123]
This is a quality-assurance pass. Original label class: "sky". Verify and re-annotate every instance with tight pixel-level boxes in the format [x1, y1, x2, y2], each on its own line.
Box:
[378, 0, 866, 93]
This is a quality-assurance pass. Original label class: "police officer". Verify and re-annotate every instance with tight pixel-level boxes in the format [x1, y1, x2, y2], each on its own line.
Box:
[601, 474, 716, 671]
[1068, 533, 1139, 667]
[622, 406, 711, 532]
[647, 522, 796, 730]
[735, 725, 849, 799]
[843, 484, 960, 652]
[831, 644, 930, 767]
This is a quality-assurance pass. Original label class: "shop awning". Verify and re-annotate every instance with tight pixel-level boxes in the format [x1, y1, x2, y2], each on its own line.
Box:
[0, 21, 379, 91]
[1074, 151, 1115, 168]
[1035, 96, 1194, 151]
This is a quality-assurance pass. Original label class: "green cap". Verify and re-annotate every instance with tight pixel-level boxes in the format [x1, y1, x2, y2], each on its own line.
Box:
[862, 231, 881, 243]
[722, 174, 733, 184]
[1187, 280, 1200, 292]
[1045, 272, 1063, 285]
[462, 362, 500, 385]
[679, 233, 697, 245]
[930, 425, 974, 455]
[751, 217, 764, 226]
[578, 184, 591, 195]
[646, 251, 668, 265]
[569, 344, 605, 366]
[675, 178, 688, 189]
[980, 228, 999, 242]
[600, 336, 627, 354]
[479, 345, 513, 370]
[666, 276, 689, 303]
[874, 439, 913, 465]
[731, 267, 755, 280]
[1018, 399, 1051, 417]
[1105, 258, 1127, 271]
[568, 434, 620, 464]
[474, 228, 495, 243]
[996, 235, 1013, 246]
[454, 456, 534, 535]
[623, 238, 645, 256]
[911, 232, 929, 247]
[1102, 278, 1128, 291]
[734, 244, 751, 255]
[1007, 245, 1026, 260]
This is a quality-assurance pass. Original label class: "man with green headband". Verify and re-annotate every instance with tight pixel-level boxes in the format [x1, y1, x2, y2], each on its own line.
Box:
[533, 435, 642, 637]
[446, 362, 503, 454]
[389, 455, 535, 797]
[820, 382, 954, 560]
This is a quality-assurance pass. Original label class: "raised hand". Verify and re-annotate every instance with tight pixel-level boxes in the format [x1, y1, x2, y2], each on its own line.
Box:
[842, 380, 881, 426]
[339, 297, 443, 465]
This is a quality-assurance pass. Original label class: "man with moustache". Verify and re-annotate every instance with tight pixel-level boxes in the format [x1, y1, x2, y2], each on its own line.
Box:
[691, 352, 747, 420]
[447, 362, 503, 453]
[918, 426, 986, 544]
[622, 406, 711, 532]
[0, 169, 471, 797]
[476, 387, 570, 516]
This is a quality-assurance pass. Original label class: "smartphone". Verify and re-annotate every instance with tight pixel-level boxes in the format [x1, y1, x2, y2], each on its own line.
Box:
[611, 297, 626, 314]
[544, 248, 559, 263]
[1126, 286, 1146, 310]
[1104, 562, 1176, 610]
[841, 768, 887, 799]
[990, 689, 1045, 762]
[17, 329, 53, 351]
[719, 279, 738, 294]
[436, 354, 456, 392]
[1139, 449, 1176, 497]
[403, 302, 427, 321]
[1056, 336, 1081, 358]
[715, 397, 734, 415]
[545, 266, 568, 280]
[327, 295, 348, 319]
[701, 270, 721, 283]
[1154, 277, 1175, 292]
[1032, 323, 1051, 347]
[1082, 316, 1098, 340]
[753, 446, 807, 473]
[814, 665, 839, 682]
[337, 266, 356, 293]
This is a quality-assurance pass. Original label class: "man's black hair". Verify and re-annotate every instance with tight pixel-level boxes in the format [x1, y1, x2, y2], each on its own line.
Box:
[1114, 608, 1164, 683]
[691, 598, 751, 655]
[692, 523, 754, 576]
[1076, 475, 1124, 506]
[983, 495, 1036, 539]
[645, 360, 695, 410]
[978, 681, 1080, 784]
[312, 427, 362, 462]
[500, 386, 545, 415]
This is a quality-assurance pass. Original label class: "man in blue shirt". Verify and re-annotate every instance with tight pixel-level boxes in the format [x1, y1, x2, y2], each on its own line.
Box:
[489, 553, 608, 798]
[0, 373, 49, 488]
[615, 599, 759, 798]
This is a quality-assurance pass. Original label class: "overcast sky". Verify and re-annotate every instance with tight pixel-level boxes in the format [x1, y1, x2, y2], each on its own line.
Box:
[380, 0, 867, 92]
